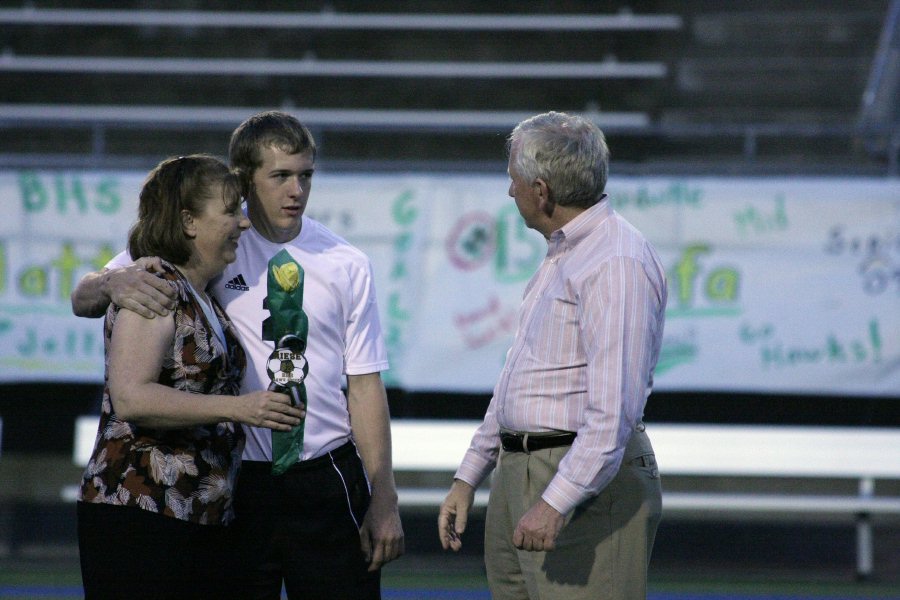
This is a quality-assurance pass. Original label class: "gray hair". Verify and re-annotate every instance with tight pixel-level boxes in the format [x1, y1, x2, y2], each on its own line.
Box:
[507, 111, 609, 208]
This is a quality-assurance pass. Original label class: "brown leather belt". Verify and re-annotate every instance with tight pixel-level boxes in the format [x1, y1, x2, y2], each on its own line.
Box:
[500, 431, 576, 453]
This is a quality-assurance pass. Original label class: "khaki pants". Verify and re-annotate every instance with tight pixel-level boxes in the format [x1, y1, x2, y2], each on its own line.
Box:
[484, 429, 661, 600]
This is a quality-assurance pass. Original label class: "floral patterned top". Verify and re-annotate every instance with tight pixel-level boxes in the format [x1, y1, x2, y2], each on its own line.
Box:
[79, 262, 246, 526]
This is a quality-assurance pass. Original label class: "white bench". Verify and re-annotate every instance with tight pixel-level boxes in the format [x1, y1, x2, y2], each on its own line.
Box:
[389, 420, 900, 580]
[73, 417, 900, 578]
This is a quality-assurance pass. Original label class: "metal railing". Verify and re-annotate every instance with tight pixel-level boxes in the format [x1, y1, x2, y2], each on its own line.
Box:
[0, 8, 683, 31]
[0, 55, 667, 79]
[0, 103, 893, 175]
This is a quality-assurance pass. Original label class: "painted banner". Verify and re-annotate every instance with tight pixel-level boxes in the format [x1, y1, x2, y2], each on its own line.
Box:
[1, 170, 898, 396]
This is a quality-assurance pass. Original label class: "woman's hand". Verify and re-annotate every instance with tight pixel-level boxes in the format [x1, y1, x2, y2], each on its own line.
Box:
[232, 391, 305, 430]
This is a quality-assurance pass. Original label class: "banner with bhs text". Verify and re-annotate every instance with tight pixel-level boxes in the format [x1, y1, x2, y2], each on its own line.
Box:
[0, 171, 897, 397]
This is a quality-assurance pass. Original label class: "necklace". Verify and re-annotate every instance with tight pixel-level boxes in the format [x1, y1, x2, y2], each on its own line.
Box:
[184, 279, 227, 348]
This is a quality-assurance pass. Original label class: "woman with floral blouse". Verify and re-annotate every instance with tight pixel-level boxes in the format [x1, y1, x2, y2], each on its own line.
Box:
[76, 155, 304, 600]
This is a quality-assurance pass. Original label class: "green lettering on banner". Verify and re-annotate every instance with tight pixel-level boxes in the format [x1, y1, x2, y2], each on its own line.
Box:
[869, 319, 882, 361]
[739, 322, 774, 344]
[20, 172, 48, 211]
[393, 231, 412, 253]
[2, 242, 117, 303]
[383, 189, 418, 387]
[8, 326, 104, 361]
[55, 175, 88, 213]
[826, 335, 847, 361]
[756, 318, 884, 368]
[394, 231, 413, 254]
[95, 178, 121, 213]
[18, 171, 122, 214]
[390, 262, 407, 279]
[668, 243, 741, 318]
[0, 241, 5, 294]
[734, 195, 788, 236]
[13, 244, 108, 300]
[17, 327, 36, 354]
[705, 267, 739, 302]
[494, 205, 543, 283]
[674, 244, 708, 307]
[385, 323, 402, 348]
[388, 292, 410, 320]
[391, 232, 413, 279]
[656, 342, 697, 375]
[53, 243, 81, 301]
[92, 245, 116, 271]
[824, 224, 900, 296]
[392, 191, 417, 225]
[19, 267, 47, 297]
[611, 182, 703, 211]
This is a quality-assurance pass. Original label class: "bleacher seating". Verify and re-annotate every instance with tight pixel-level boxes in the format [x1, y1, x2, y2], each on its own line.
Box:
[0, 1, 895, 173]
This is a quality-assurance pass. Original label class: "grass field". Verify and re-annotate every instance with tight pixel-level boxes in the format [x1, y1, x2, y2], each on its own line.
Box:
[2, 554, 899, 600]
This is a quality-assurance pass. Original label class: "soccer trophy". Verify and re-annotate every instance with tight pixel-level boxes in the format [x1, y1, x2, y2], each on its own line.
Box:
[262, 250, 309, 475]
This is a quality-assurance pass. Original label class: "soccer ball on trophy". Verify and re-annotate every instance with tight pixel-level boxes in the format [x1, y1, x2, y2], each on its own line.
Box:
[266, 334, 309, 387]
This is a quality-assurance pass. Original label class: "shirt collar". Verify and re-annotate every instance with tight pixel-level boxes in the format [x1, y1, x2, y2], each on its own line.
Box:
[548, 194, 612, 250]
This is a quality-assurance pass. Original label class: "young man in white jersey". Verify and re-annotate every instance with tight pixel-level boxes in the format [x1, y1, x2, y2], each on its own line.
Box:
[71, 111, 404, 599]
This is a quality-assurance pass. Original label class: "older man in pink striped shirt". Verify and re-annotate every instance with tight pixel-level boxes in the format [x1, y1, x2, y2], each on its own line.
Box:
[439, 111, 667, 600]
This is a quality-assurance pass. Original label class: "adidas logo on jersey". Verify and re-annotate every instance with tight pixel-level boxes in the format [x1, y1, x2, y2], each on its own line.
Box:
[225, 274, 250, 291]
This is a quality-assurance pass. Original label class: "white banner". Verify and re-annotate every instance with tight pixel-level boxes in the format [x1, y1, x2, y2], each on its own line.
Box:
[1, 171, 898, 396]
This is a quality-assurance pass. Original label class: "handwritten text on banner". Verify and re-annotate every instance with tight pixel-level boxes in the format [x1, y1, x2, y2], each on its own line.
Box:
[1, 171, 897, 396]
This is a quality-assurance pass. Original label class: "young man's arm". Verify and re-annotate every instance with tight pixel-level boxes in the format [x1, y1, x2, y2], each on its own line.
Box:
[71, 258, 176, 319]
[346, 371, 405, 571]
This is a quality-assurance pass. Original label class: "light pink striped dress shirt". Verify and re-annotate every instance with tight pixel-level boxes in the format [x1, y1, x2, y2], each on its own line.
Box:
[455, 197, 668, 515]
